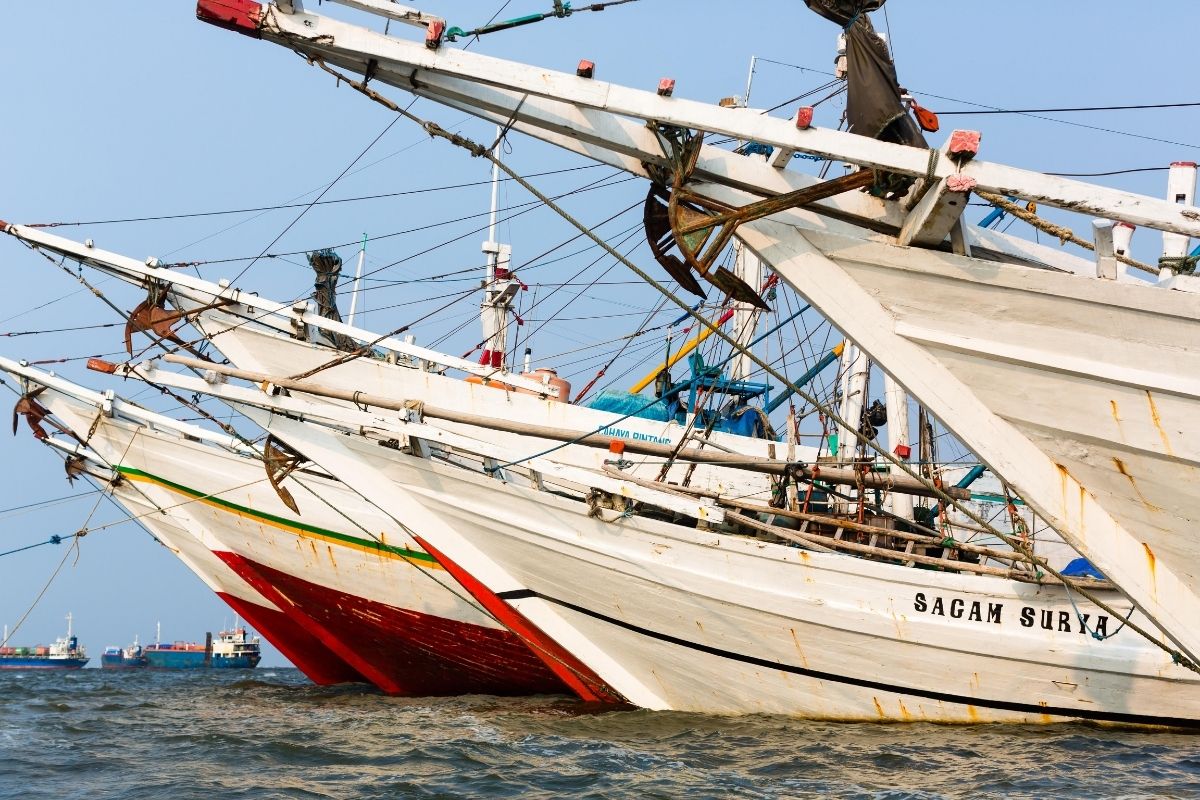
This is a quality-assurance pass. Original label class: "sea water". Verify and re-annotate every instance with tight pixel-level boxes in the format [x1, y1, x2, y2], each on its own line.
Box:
[0, 669, 1197, 799]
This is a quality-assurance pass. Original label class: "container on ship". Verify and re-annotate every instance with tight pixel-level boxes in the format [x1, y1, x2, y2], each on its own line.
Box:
[144, 627, 261, 670]
[100, 637, 148, 669]
[0, 614, 88, 670]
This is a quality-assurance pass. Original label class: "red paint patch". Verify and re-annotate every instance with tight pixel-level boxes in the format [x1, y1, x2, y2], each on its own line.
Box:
[413, 534, 626, 705]
[218, 552, 565, 697]
[196, 0, 264, 37]
[216, 592, 365, 686]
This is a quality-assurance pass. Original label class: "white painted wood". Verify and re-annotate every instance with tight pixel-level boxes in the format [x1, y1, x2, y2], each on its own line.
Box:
[223, 385, 1200, 722]
[899, 179, 967, 247]
[1092, 219, 1118, 280]
[736, 220, 1200, 666]
[883, 374, 914, 521]
[323, 0, 442, 29]
[254, 5, 1200, 237]
[0, 224, 558, 397]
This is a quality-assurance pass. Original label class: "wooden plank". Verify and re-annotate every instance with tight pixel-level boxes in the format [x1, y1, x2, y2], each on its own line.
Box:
[1093, 220, 1119, 280]
[258, 8, 1200, 237]
[736, 217, 1200, 666]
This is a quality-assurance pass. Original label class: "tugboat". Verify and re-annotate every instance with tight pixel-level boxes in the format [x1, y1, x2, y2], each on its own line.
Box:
[100, 636, 148, 669]
[0, 613, 89, 669]
[143, 622, 261, 670]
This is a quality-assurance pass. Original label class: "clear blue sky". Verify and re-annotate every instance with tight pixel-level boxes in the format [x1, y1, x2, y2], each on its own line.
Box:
[0, 1, 1196, 667]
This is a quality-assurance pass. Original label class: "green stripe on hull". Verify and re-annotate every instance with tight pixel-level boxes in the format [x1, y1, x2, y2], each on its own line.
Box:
[116, 465, 437, 566]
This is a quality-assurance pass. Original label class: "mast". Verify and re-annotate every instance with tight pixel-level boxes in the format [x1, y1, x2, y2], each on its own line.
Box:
[479, 126, 519, 370]
[883, 374, 914, 521]
[66, 611, 73, 638]
[347, 232, 367, 326]
[729, 242, 764, 382]
[1161, 161, 1197, 279]
[836, 343, 869, 463]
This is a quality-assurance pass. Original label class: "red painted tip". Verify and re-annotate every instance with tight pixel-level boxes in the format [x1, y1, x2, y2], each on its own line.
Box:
[0, 219, 9, 233]
[795, 106, 814, 129]
[947, 130, 982, 161]
[576, 60, 595, 79]
[657, 78, 675, 97]
[86, 358, 119, 375]
[1170, 161, 1198, 168]
[196, 0, 265, 38]
[425, 20, 445, 50]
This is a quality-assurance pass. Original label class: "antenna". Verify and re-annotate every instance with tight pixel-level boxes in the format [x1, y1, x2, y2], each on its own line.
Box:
[156, 620, 161, 644]
[347, 232, 368, 326]
[480, 125, 518, 371]
[66, 611, 73, 638]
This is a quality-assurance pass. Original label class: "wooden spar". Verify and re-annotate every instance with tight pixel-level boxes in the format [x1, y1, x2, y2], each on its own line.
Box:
[0, 223, 558, 398]
[600, 465, 1049, 570]
[722, 511, 1049, 581]
[249, 7, 1200, 238]
[725, 499, 1041, 567]
[162, 354, 969, 500]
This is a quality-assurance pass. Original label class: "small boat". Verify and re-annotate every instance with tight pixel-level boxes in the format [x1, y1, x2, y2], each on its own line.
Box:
[143, 624, 262, 670]
[100, 636, 148, 669]
[0, 614, 88, 670]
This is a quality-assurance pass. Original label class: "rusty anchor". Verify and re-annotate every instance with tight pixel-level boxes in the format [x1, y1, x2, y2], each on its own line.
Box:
[124, 284, 232, 358]
[263, 434, 305, 515]
[644, 128, 876, 309]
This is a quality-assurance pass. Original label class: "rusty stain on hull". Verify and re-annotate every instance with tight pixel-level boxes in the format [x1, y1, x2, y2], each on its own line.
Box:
[1142, 542, 1159, 604]
[1110, 400, 1126, 442]
[1112, 457, 1161, 513]
[1145, 391, 1175, 456]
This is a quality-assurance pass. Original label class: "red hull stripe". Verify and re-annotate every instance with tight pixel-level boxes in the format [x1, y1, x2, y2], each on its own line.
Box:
[215, 592, 365, 686]
[411, 535, 626, 705]
[218, 552, 565, 697]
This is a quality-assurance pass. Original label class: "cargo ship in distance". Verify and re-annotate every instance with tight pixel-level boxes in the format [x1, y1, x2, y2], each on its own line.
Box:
[0, 613, 88, 670]
[101, 636, 148, 669]
[144, 623, 262, 670]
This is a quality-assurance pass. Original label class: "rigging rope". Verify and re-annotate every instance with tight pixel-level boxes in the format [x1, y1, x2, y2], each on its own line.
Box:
[975, 191, 1157, 275]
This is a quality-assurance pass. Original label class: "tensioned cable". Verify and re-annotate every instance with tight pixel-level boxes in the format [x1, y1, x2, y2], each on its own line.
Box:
[754, 57, 1200, 150]
[26, 165, 603, 229]
[230, 113, 406, 284]
[355, 100, 1194, 669]
[940, 101, 1200, 115]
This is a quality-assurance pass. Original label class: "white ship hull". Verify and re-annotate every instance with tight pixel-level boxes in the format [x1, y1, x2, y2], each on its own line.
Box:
[255, 409, 1200, 726]
[35, 388, 564, 697]
[206, 1, 1200, 666]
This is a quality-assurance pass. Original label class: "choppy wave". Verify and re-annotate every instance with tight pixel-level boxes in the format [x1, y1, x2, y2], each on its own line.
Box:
[0, 669, 1196, 799]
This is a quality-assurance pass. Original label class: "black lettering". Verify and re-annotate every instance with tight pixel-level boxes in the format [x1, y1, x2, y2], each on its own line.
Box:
[914, 592, 927, 613]
[988, 603, 1003, 625]
[1020, 607, 1034, 627]
[950, 599, 964, 619]
[1095, 615, 1109, 638]
[968, 601, 982, 622]
[1058, 611, 1072, 632]
[1040, 610, 1054, 630]
[1077, 614, 1090, 634]
[932, 597, 945, 616]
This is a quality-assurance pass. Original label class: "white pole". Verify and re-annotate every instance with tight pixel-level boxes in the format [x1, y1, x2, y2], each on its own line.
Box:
[743, 55, 757, 107]
[480, 125, 511, 369]
[837, 344, 869, 462]
[1161, 161, 1197, 279]
[66, 612, 72, 638]
[347, 232, 367, 326]
[883, 373, 914, 521]
[729, 241, 764, 382]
